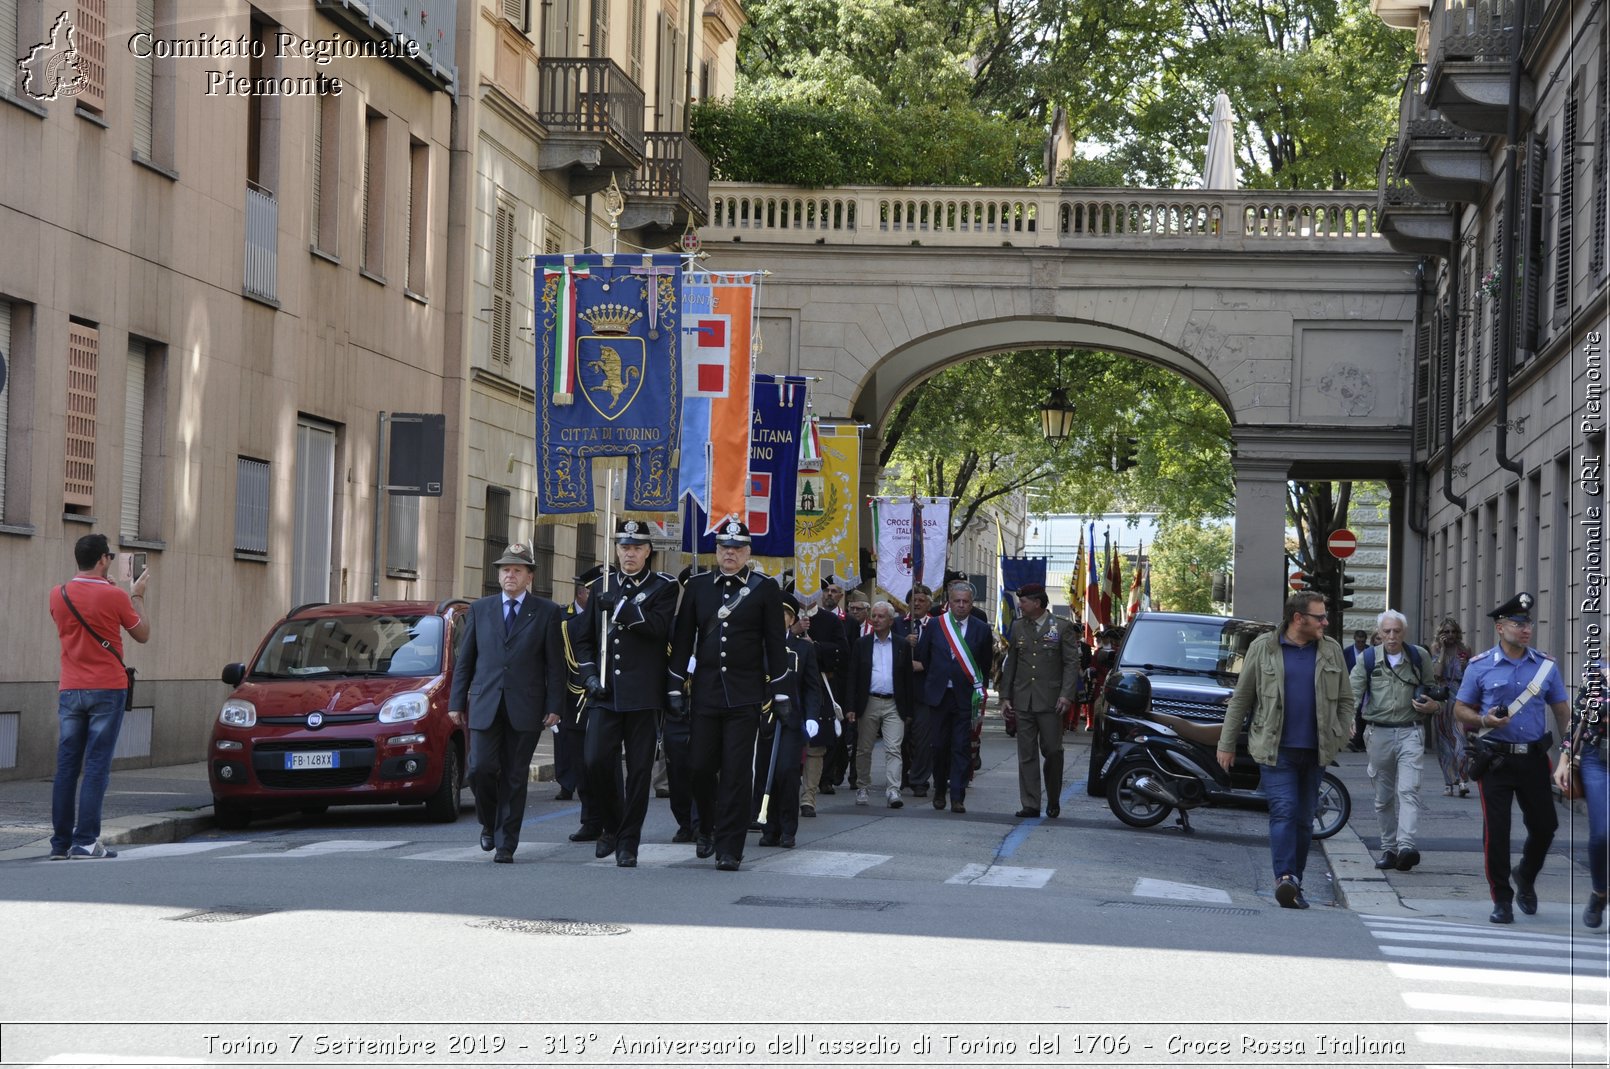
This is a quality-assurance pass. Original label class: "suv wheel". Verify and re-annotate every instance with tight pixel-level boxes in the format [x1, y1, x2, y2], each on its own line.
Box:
[423, 743, 462, 824]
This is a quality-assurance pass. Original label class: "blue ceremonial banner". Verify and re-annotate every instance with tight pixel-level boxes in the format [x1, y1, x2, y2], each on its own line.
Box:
[682, 374, 808, 557]
[534, 254, 681, 515]
[999, 555, 1048, 592]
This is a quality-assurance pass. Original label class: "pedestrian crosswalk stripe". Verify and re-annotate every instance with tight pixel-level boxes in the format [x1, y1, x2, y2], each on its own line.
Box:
[1132, 877, 1231, 903]
[402, 846, 496, 862]
[1381, 944, 1588, 969]
[1365, 929, 1598, 953]
[946, 863, 1054, 889]
[1412, 1027, 1606, 1059]
[752, 851, 890, 879]
[229, 839, 410, 858]
[1389, 962, 1610, 991]
[1402, 991, 1607, 1020]
[584, 845, 697, 867]
[115, 841, 249, 860]
[1364, 916, 1585, 944]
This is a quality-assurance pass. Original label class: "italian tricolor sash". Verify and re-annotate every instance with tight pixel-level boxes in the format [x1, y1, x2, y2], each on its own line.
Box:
[940, 612, 984, 711]
[544, 264, 590, 404]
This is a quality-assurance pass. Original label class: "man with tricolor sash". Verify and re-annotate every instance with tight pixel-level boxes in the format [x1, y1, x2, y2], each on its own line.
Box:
[912, 580, 995, 814]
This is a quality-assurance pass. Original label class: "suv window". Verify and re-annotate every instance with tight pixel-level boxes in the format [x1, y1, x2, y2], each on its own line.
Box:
[1119, 617, 1274, 678]
[251, 614, 444, 678]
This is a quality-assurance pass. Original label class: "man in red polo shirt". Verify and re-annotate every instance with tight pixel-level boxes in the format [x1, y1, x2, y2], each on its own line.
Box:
[47, 533, 151, 859]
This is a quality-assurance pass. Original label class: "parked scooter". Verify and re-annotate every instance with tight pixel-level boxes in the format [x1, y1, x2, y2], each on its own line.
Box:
[1098, 671, 1351, 838]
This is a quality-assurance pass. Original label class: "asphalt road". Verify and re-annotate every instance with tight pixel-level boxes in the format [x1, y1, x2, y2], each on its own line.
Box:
[3, 738, 1605, 1068]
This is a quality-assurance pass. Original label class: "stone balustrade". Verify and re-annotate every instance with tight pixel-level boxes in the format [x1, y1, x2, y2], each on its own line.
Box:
[703, 183, 1384, 249]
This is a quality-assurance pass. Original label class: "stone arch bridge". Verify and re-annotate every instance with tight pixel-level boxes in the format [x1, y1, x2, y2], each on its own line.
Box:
[698, 182, 1423, 624]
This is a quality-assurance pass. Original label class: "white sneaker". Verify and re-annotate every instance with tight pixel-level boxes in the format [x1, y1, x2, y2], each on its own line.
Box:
[887, 789, 904, 809]
[68, 841, 117, 859]
[855, 788, 869, 806]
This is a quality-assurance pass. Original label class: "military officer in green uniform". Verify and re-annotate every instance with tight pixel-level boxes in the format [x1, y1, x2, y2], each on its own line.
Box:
[998, 582, 1082, 818]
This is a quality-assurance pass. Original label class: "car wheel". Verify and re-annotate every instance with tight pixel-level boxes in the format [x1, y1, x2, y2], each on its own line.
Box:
[1105, 760, 1173, 828]
[213, 799, 253, 830]
[423, 743, 462, 824]
[1311, 772, 1352, 839]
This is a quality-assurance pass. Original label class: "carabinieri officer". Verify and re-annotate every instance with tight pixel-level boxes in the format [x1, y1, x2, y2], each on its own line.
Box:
[667, 517, 789, 871]
[1453, 592, 1572, 924]
[573, 519, 678, 868]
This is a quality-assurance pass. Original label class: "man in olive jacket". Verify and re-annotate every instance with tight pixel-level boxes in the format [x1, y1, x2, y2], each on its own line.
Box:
[1217, 590, 1355, 909]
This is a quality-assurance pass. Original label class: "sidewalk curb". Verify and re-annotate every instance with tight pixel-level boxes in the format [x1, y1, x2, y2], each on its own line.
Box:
[1320, 820, 1417, 917]
[0, 809, 215, 863]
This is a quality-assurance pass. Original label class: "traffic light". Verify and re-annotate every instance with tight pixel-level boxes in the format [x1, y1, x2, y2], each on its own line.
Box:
[1337, 571, 1356, 610]
[1112, 435, 1140, 472]
[1212, 572, 1227, 602]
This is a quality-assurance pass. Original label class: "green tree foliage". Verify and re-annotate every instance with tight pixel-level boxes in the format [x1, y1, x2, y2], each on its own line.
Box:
[1147, 520, 1234, 613]
[881, 350, 1232, 540]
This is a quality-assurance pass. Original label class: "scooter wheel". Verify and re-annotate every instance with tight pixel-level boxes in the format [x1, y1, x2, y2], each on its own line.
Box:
[1106, 760, 1174, 828]
[1311, 771, 1352, 839]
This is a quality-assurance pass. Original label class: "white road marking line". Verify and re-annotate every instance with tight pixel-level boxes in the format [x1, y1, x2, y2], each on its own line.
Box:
[1402, 991, 1607, 1020]
[754, 850, 891, 879]
[1364, 917, 1588, 945]
[228, 839, 410, 858]
[584, 844, 699, 867]
[113, 841, 249, 860]
[946, 863, 1055, 889]
[401, 846, 494, 862]
[1132, 877, 1232, 903]
[1389, 962, 1610, 990]
[1413, 1027, 1606, 1058]
[1382, 945, 1591, 968]
[1369, 929, 1604, 953]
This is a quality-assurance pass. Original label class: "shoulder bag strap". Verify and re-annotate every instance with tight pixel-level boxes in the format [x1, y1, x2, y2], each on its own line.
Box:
[59, 584, 124, 666]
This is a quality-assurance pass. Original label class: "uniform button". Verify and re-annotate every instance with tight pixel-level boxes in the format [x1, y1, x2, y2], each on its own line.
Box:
[721, 652, 727, 659]
[614, 669, 621, 676]
[721, 667, 727, 673]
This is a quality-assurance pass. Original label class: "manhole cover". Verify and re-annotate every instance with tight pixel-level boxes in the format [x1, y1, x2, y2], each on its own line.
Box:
[1101, 900, 1259, 917]
[170, 907, 275, 923]
[469, 917, 629, 936]
[736, 895, 898, 911]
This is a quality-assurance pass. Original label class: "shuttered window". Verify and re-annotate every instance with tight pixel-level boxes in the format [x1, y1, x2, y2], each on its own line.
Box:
[1553, 86, 1577, 313]
[121, 339, 146, 538]
[65, 323, 98, 513]
[132, 0, 154, 157]
[363, 110, 386, 276]
[312, 94, 341, 255]
[1593, 66, 1608, 280]
[386, 493, 419, 576]
[482, 486, 510, 596]
[0, 302, 9, 519]
[235, 457, 269, 555]
[502, 0, 528, 31]
[406, 138, 428, 294]
[591, 0, 609, 57]
[628, 0, 644, 81]
[491, 195, 514, 367]
[0, 1, 16, 102]
[532, 519, 555, 598]
[74, 0, 106, 113]
[1412, 321, 1431, 455]
[1518, 137, 1545, 357]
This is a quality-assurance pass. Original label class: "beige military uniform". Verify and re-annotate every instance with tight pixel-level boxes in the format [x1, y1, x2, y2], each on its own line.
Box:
[999, 613, 1083, 814]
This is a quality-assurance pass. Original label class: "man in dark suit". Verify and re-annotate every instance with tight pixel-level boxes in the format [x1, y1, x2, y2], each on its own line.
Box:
[848, 600, 915, 808]
[913, 579, 994, 813]
[668, 518, 789, 871]
[572, 520, 678, 867]
[449, 543, 566, 863]
[810, 579, 851, 793]
[897, 583, 934, 797]
[753, 594, 827, 849]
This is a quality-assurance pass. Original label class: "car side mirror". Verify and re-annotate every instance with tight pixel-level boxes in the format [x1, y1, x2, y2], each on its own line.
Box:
[221, 663, 246, 687]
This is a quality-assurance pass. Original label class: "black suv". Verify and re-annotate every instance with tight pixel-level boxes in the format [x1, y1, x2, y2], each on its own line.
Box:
[1086, 610, 1276, 793]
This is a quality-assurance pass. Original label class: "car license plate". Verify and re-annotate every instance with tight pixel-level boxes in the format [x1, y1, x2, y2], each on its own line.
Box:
[285, 751, 338, 770]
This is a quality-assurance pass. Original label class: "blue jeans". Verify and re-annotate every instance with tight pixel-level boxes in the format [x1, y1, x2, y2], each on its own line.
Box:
[1263, 746, 1321, 883]
[1581, 743, 1609, 896]
[51, 689, 127, 854]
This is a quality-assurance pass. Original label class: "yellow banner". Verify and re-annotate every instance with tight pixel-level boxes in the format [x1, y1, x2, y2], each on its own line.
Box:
[793, 423, 861, 595]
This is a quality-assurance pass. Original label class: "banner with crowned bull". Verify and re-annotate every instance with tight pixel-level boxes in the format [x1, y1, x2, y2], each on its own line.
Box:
[534, 254, 681, 515]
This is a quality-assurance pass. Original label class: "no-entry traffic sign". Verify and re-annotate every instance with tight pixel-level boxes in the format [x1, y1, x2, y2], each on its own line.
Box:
[1327, 529, 1358, 559]
[1288, 571, 1306, 591]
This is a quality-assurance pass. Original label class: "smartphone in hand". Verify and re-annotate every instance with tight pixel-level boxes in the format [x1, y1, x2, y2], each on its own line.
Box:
[131, 552, 148, 583]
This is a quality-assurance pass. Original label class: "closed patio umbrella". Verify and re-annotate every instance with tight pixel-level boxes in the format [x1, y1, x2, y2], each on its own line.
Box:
[1201, 90, 1238, 190]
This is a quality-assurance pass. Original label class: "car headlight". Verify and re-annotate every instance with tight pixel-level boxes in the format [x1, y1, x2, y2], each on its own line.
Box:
[219, 699, 257, 728]
[378, 691, 430, 724]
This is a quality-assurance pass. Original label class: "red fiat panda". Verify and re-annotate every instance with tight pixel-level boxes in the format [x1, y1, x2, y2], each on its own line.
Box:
[209, 599, 471, 829]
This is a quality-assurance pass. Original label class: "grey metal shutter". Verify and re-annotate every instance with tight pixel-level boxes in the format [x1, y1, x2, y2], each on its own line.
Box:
[121, 338, 146, 538]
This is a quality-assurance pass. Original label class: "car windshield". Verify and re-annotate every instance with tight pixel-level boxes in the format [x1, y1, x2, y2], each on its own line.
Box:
[1119, 617, 1275, 678]
[250, 614, 444, 678]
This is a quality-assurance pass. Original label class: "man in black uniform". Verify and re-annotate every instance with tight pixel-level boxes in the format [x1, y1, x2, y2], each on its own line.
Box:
[573, 520, 678, 867]
[752, 594, 828, 849]
[810, 579, 850, 794]
[668, 517, 789, 871]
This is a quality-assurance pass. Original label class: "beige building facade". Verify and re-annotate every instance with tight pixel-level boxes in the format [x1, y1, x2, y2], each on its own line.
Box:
[0, 0, 459, 778]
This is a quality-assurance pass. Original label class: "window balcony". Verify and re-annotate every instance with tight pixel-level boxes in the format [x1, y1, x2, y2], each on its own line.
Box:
[620, 133, 710, 247]
[244, 181, 278, 304]
[315, 0, 456, 91]
[537, 58, 645, 196]
[1377, 144, 1455, 256]
[1393, 64, 1493, 202]
[1424, 0, 1537, 135]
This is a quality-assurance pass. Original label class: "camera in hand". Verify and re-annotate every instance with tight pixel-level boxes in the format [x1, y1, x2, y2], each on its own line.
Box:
[1415, 683, 1450, 703]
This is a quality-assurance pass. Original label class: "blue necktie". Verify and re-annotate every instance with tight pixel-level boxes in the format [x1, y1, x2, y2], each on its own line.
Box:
[504, 598, 517, 637]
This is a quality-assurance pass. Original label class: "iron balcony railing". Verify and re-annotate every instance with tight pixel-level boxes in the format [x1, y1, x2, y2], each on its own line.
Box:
[537, 57, 645, 156]
[627, 133, 710, 217]
[244, 181, 278, 303]
[1426, 0, 1539, 64]
[1397, 63, 1479, 142]
[316, 0, 457, 89]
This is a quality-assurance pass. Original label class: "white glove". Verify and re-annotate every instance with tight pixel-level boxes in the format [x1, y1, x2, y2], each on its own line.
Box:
[833, 720, 842, 738]
[805, 720, 819, 739]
